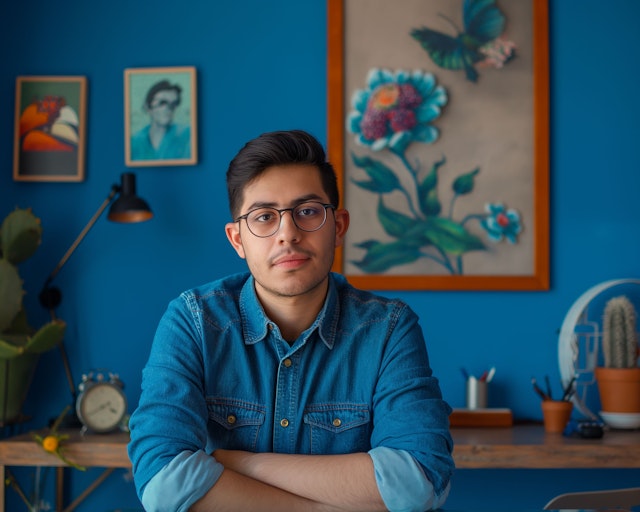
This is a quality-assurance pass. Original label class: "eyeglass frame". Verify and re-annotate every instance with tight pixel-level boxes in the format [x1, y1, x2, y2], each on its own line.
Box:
[234, 202, 336, 238]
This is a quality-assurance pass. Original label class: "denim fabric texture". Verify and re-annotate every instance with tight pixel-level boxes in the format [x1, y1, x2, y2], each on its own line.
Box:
[128, 272, 454, 510]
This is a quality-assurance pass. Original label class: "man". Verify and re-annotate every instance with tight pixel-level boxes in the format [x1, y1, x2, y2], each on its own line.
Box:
[130, 79, 191, 161]
[128, 130, 454, 511]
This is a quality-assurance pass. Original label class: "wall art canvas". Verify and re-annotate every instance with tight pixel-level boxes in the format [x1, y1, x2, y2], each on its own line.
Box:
[124, 66, 197, 167]
[13, 76, 87, 182]
[328, 0, 549, 290]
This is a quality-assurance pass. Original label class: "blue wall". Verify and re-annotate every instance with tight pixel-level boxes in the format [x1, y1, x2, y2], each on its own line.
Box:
[2, 1, 639, 510]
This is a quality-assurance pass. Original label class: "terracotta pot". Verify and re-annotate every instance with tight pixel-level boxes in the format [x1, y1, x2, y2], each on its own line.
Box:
[595, 367, 640, 413]
[541, 400, 573, 433]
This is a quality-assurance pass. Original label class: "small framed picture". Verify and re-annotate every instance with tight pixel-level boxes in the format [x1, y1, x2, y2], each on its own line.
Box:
[124, 66, 197, 167]
[13, 76, 87, 182]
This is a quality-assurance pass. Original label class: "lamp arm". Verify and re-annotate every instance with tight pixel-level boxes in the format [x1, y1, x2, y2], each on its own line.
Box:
[35, 173, 148, 421]
[42, 185, 119, 290]
[39, 184, 118, 405]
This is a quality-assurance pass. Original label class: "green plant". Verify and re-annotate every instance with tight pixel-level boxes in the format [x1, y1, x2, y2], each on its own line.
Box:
[0, 208, 65, 423]
[602, 295, 639, 369]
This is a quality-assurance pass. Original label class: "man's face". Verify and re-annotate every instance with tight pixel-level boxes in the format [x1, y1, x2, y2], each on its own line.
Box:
[225, 164, 349, 302]
[147, 89, 179, 127]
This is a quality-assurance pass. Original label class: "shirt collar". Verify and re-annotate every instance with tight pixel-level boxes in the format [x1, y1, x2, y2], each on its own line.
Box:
[239, 274, 340, 350]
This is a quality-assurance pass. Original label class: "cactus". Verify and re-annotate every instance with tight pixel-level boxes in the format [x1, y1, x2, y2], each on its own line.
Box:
[0, 208, 66, 357]
[602, 295, 639, 368]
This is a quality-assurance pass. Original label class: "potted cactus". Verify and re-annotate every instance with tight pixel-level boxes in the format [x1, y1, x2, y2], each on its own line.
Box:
[595, 295, 640, 414]
[0, 208, 66, 424]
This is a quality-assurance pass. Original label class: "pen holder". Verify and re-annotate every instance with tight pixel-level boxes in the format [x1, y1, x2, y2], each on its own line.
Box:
[541, 400, 573, 433]
[466, 378, 488, 409]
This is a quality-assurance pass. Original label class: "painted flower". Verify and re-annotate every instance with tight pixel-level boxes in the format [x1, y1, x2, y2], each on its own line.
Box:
[480, 203, 522, 244]
[348, 68, 447, 153]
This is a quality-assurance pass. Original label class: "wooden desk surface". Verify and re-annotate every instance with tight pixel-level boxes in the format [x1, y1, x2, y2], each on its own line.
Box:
[452, 424, 640, 469]
[0, 429, 131, 468]
[1, 425, 639, 470]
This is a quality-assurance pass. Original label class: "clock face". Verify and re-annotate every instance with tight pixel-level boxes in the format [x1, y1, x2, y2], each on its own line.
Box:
[77, 382, 127, 433]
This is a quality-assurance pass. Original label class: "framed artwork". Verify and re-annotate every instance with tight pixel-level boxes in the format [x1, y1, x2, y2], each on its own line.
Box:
[13, 76, 87, 182]
[328, 0, 549, 291]
[124, 66, 198, 167]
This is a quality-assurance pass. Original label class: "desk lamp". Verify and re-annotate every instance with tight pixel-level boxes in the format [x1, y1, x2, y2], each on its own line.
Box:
[38, 172, 153, 409]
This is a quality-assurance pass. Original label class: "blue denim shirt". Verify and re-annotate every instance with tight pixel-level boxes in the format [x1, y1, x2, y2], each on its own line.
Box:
[128, 272, 454, 511]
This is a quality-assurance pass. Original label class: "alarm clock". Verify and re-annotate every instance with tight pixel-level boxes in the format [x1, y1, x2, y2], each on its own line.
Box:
[76, 370, 127, 434]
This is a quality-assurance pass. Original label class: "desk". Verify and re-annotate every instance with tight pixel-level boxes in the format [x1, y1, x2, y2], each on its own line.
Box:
[0, 429, 130, 512]
[452, 425, 640, 469]
[1, 425, 639, 510]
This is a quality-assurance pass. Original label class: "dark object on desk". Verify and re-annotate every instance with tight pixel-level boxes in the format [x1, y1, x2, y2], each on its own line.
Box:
[563, 420, 604, 439]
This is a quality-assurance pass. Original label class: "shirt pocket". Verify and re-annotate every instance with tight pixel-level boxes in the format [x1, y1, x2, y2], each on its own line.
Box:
[303, 403, 371, 455]
[207, 398, 266, 451]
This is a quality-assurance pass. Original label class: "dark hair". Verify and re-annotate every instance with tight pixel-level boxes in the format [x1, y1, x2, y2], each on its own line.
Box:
[144, 80, 182, 108]
[226, 130, 339, 218]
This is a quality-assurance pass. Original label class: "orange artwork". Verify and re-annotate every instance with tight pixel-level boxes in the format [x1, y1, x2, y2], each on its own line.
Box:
[13, 76, 86, 182]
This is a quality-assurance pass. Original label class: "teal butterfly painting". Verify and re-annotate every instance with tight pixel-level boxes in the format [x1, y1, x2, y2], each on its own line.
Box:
[411, 0, 515, 83]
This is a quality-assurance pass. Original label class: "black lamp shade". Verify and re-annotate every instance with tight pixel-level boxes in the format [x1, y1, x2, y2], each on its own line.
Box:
[107, 173, 153, 223]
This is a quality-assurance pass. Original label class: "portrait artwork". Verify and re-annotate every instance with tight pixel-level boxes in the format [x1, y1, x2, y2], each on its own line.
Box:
[125, 66, 197, 167]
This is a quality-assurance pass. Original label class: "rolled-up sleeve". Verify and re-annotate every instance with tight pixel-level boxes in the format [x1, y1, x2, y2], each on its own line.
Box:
[369, 303, 455, 504]
[128, 295, 216, 506]
[369, 446, 451, 512]
[141, 450, 224, 512]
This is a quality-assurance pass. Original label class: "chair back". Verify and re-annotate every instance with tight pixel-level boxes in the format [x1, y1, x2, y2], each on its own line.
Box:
[544, 486, 640, 509]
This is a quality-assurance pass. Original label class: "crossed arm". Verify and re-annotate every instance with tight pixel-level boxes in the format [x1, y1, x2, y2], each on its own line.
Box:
[190, 450, 387, 512]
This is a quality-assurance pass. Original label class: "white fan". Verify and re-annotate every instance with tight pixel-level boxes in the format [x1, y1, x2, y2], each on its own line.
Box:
[558, 279, 640, 418]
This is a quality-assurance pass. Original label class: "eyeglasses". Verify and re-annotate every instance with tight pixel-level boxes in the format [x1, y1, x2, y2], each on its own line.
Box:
[150, 99, 179, 110]
[235, 201, 335, 238]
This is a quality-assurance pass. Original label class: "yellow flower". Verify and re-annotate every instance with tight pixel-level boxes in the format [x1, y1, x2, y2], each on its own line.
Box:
[33, 406, 86, 471]
[42, 435, 59, 453]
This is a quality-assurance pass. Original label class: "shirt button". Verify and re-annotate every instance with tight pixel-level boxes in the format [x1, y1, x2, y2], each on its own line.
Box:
[227, 415, 237, 425]
[283, 358, 292, 368]
[280, 418, 289, 428]
[332, 418, 342, 427]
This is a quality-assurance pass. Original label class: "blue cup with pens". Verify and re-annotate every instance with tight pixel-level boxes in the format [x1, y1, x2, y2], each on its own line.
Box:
[462, 367, 495, 409]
